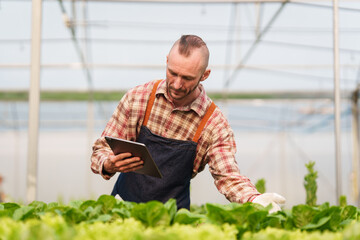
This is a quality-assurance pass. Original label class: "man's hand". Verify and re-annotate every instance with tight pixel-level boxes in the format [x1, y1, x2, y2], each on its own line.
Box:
[103, 153, 144, 174]
[252, 193, 286, 213]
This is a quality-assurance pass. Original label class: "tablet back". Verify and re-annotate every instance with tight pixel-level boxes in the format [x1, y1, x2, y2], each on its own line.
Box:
[105, 136, 162, 178]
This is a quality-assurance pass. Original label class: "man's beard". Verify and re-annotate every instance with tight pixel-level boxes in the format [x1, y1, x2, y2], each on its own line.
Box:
[167, 79, 201, 101]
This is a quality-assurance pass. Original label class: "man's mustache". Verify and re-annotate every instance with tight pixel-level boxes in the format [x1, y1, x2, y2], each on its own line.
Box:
[169, 87, 186, 93]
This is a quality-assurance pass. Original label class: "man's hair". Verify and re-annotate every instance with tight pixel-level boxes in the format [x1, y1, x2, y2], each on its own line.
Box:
[172, 35, 210, 68]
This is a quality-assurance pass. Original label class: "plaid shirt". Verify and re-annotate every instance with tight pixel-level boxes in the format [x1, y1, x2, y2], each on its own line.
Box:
[91, 79, 260, 203]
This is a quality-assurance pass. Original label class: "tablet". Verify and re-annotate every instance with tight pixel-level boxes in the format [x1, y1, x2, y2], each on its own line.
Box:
[105, 136, 162, 178]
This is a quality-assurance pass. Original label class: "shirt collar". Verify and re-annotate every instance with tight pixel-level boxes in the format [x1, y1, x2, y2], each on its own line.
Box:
[156, 79, 210, 117]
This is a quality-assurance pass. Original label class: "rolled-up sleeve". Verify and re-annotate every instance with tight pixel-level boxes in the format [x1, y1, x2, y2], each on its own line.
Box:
[91, 137, 114, 180]
[90, 81, 155, 180]
[205, 112, 260, 203]
[90, 92, 134, 180]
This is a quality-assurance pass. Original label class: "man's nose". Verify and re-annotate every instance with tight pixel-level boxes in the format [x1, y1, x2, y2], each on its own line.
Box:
[173, 77, 183, 89]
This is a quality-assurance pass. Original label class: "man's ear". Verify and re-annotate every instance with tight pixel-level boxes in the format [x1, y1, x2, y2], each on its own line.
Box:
[201, 69, 211, 82]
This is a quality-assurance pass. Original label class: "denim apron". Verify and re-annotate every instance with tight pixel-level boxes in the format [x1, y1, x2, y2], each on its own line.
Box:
[111, 80, 216, 210]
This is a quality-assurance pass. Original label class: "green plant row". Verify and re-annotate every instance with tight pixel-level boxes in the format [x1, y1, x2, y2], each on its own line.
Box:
[1, 215, 360, 240]
[0, 216, 238, 240]
[1, 195, 360, 239]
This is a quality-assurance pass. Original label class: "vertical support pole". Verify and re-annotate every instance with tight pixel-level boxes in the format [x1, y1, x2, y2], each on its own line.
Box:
[351, 91, 359, 206]
[82, 0, 94, 198]
[255, 2, 262, 39]
[27, 0, 42, 203]
[332, 0, 342, 205]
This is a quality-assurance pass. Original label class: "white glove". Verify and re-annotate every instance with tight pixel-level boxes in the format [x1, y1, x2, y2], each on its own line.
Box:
[252, 193, 286, 213]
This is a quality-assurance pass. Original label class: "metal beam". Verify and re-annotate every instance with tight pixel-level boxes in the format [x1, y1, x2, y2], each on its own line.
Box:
[333, 0, 342, 205]
[1, 63, 360, 70]
[2, 38, 360, 55]
[0, 89, 353, 99]
[7, 0, 360, 3]
[27, 0, 43, 203]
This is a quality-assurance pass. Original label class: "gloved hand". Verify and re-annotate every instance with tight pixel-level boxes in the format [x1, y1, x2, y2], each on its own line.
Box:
[252, 193, 286, 213]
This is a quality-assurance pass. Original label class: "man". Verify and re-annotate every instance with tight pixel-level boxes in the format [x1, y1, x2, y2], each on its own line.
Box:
[91, 35, 285, 212]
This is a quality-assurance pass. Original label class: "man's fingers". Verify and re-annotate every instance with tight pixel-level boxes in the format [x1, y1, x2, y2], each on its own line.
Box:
[121, 164, 144, 173]
[111, 152, 132, 162]
[118, 159, 143, 169]
[106, 154, 144, 173]
[117, 157, 144, 172]
[115, 157, 142, 167]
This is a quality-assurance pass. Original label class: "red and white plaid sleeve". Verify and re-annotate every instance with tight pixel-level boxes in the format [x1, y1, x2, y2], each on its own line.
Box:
[90, 81, 153, 180]
[90, 90, 134, 180]
[202, 109, 261, 203]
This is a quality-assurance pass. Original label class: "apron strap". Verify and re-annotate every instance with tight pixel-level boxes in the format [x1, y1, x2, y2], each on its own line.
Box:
[143, 80, 162, 127]
[192, 101, 216, 143]
[143, 79, 217, 143]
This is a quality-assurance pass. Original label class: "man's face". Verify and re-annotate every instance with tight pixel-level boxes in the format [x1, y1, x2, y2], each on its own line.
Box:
[166, 47, 210, 106]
